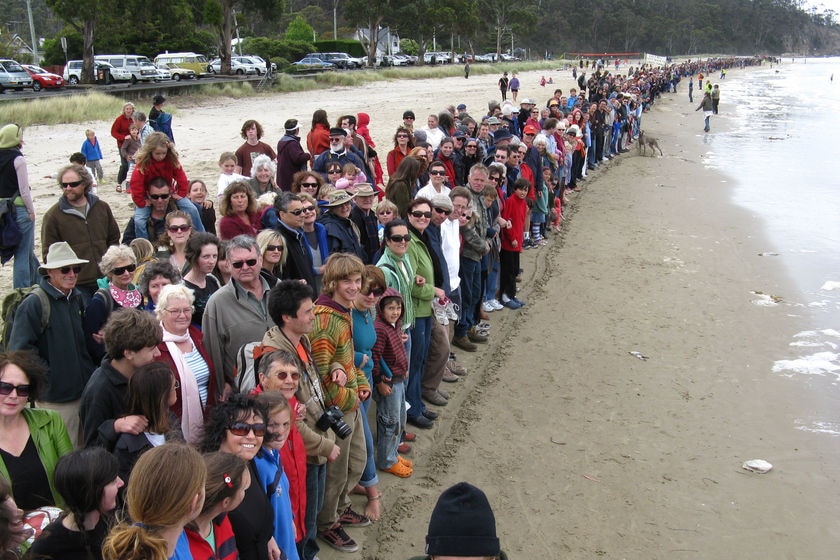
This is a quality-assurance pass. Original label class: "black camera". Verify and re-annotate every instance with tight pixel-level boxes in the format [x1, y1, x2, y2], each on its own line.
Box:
[316, 405, 352, 439]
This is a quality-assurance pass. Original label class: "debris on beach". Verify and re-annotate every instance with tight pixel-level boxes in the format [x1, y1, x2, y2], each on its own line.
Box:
[751, 291, 783, 305]
[629, 351, 649, 361]
[742, 459, 773, 473]
[758, 252, 779, 256]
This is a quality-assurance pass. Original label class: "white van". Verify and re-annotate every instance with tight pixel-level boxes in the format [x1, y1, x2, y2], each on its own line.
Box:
[94, 55, 158, 83]
[154, 52, 209, 77]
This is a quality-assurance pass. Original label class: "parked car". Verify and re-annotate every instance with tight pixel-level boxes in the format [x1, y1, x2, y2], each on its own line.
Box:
[21, 64, 64, 91]
[156, 62, 196, 81]
[63, 60, 132, 84]
[292, 57, 335, 70]
[94, 54, 158, 83]
[155, 66, 171, 81]
[382, 55, 408, 67]
[234, 56, 267, 75]
[308, 52, 363, 69]
[0, 59, 33, 92]
[246, 55, 276, 74]
[207, 57, 257, 75]
[154, 52, 209, 77]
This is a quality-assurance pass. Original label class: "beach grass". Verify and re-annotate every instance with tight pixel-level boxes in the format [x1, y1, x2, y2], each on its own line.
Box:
[2, 60, 563, 128]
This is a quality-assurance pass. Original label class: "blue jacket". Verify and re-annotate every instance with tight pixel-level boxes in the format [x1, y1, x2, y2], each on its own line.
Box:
[80, 138, 103, 162]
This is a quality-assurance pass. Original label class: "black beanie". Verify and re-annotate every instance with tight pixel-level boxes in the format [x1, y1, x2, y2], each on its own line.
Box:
[425, 482, 500, 557]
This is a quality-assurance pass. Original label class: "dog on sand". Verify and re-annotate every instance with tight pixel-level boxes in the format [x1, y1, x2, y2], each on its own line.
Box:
[638, 130, 663, 156]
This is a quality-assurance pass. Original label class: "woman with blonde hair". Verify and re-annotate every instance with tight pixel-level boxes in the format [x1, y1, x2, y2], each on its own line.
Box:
[156, 211, 193, 272]
[102, 443, 207, 560]
[256, 229, 287, 282]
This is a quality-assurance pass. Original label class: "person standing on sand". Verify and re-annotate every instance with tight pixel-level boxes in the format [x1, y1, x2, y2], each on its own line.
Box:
[696, 91, 714, 132]
[711, 84, 721, 114]
[498, 72, 509, 101]
[689, 79, 694, 103]
[508, 72, 520, 103]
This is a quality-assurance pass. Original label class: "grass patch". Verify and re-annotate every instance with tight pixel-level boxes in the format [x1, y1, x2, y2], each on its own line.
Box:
[0, 91, 126, 127]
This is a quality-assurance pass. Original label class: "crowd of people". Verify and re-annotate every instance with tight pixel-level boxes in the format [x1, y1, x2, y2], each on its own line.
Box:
[0, 57, 743, 559]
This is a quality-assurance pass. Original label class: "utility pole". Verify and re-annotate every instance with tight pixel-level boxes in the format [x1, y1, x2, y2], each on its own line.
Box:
[25, 0, 39, 63]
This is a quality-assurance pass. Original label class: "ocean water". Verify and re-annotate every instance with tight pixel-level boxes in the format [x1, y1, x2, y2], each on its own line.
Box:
[701, 57, 840, 435]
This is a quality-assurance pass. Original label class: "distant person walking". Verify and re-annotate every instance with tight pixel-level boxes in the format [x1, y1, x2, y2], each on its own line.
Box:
[498, 72, 509, 101]
[696, 91, 714, 132]
[464, 60, 470, 79]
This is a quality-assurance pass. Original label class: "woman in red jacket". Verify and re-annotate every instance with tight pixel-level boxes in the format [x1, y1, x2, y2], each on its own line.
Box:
[129, 132, 204, 239]
[306, 109, 331, 158]
[218, 182, 261, 240]
[111, 102, 135, 187]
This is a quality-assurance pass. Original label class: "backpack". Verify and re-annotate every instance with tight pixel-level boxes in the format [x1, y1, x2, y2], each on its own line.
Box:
[232, 342, 276, 394]
[1, 285, 50, 351]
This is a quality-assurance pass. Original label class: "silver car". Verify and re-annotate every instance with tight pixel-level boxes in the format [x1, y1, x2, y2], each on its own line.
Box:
[207, 57, 257, 75]
[0, 59, 33, 92]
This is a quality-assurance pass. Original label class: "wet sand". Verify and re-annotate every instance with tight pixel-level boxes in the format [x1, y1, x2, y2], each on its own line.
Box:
[5, 67, 840, 559]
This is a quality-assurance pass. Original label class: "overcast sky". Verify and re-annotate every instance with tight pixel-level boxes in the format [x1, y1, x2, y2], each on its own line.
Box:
[807, 0, 840, 15]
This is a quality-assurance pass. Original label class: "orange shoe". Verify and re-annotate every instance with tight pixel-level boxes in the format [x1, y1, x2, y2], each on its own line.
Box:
[381, 461, 413, 478]
[397, 455, 413, 468]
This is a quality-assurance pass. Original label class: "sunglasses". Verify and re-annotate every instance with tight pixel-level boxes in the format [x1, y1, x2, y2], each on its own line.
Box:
[112, 263, 137, 275]
[388, 234, 411, 243]
[229, 422, 266, 437]
[61, 180, 83, 189]
[266, 244, 284, 252]
[301, 182, 320, 188]
[364, 287, 385, 297]
[0, 382, 31, 397]
[231, 258, 258, 269]
[302, 206, 316, 213]
[287, 208, 305, 216]
[168, 224, 191, 233]
[429, 170, 446, 176]
[149, 193, 170, 200]
[327, 169, 342, 174]
[492, 176, 503, 183]
[270, 370, 301, 380]
[59, 265, 83, 274]
[396, 134, 409, 138]
[378, 210, 393, 215]
[434, 207, 452, 215]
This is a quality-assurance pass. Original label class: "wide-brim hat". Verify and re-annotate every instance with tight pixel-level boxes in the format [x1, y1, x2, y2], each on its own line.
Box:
[352, 183, 376, 197]
[0, 124, 23, 150]
[38, 241, 88, 275]
[325, 190, 356, 207]
[493, 129, 513, 143]
[566, 124, 582, 138]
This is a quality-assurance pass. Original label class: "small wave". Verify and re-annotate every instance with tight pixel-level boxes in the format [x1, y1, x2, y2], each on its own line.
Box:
[795, 421, 840, 436]
[772, 352, 840, 377]
[821, 281, 840, 291]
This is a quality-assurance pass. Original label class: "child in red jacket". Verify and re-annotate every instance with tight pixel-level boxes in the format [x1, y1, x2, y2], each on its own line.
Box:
[130, 132, 204, 239]
[499, 179, 529, 309]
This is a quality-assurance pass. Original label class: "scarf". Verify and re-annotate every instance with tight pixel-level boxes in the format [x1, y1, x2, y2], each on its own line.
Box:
[110, 284, 142, 308]
[161, 324, 203, 444]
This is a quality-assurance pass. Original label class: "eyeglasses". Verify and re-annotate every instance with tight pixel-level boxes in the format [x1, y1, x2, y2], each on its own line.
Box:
[287, 208, 305, 216]
[165, 307, 193, 316]
[302, 206, 316, 213]
[434, 207, 452, 216]
[59, 265, 82, 274]
[231, 258, 258, 269]
[149, 193, 170, 200]
[266, 244, 284, 252]
[429, 170, 446, 176]
[229, 422, 266, 437]
[301, 182, 319, 188]
[410, 210, 432, 219]
[61, 180, 83, 189]
[388, 234, 411, 243]
[112, 263, 137, 275]
[0, 382, 31, 397]
[168, 224, 191, 233]
[269, 370, 301, 381]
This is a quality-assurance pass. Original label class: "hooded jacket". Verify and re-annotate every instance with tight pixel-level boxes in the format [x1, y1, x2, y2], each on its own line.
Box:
[371, 288, 408, 385]
[276, 133, 311, 191]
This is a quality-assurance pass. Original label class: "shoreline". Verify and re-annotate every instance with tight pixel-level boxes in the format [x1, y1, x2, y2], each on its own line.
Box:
[5, 64, 839, 558]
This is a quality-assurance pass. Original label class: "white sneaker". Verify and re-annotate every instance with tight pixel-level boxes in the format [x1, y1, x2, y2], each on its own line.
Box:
[445, 300, 460, 320]
[482, 301, 495, 313]
[432, 299, 449, 325]
[490, 299, 504, 311]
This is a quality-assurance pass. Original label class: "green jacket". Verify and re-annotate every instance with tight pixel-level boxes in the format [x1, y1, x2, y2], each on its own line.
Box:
[0, 408, 73, 506]
[406, 232, 435, 318]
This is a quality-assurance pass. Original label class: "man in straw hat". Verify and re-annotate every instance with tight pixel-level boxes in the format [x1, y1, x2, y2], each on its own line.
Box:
[7, 241, 97, 445]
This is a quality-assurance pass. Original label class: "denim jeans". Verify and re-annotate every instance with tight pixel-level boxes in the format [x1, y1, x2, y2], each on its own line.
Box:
[407, 316, 431, 418]
[357, 396, 379, 487]
[484, 256, 499, 302]
[456, 258, 481, 337]
[372, 378, 406, 469]
[300, 462, 326, 560]
[13, 206, 39, 289]
[133, 198, 205, 240]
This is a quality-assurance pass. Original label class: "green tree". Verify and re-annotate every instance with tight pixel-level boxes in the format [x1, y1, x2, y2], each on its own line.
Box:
[285, 15, 314, 42]
[342, 0, 392, 65]
[204, 0, 284, 74]
[44, 0, 110, 83]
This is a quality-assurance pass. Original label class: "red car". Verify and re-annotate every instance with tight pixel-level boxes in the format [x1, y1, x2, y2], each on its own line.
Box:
[22, 64, 65, 91]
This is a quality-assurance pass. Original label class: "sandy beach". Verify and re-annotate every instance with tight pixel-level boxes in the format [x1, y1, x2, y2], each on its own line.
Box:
[5, 67, 840, 558]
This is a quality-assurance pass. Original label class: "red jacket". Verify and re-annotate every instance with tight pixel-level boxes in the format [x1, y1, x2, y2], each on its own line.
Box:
[185, 513, 239, 560]
[130, 158, 190, 207]
[501, 194, 527, 253]
[111, 114, 132, 149]
[155, 324, 218, 418]
[219, 212, 261, 240]
[306, 123, 330, 157]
